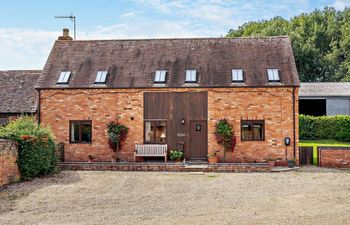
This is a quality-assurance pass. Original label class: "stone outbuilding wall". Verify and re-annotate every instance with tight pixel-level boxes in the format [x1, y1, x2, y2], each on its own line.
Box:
[0, 139, 20, 186]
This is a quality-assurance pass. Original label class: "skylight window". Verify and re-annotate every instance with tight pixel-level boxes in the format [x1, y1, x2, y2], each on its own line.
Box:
[232, 69, 244, 82]
[185, 70, 197, 83]
[57, 71, 71, 84]
[154, 70, 167, 83]
[95, 71, 108, 84]
[267, 69, 280, 82]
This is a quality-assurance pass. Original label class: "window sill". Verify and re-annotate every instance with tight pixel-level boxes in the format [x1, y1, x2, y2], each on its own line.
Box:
[144, 142, 167, 145]
[69, 142, 92, 144]
[241, 139, 265, 142]
[152, 83, 166, 87]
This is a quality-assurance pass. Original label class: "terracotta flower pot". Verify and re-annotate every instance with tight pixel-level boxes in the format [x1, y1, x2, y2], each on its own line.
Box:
[208, 156, 218, 164]
[21, 135, 31, 141]
[174, 158, 182, 163]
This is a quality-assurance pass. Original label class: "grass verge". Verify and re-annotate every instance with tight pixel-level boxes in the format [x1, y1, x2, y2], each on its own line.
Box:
[299, 140, 350, 165]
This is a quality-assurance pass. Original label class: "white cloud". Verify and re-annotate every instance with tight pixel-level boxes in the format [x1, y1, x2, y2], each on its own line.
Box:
[333, 0, 350, 10]
[83, 19, 216, 39]
[0, 19, 222, 70]
[121, 12, 136, 17]
[0, 29, 58, 70]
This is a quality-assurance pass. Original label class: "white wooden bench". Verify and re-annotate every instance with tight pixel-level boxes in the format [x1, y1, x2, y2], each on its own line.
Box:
[134, 144, 167, 163]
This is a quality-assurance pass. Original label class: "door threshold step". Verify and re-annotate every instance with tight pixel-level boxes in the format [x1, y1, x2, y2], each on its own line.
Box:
[184, 164, 209, 169]
[186, 160, 208, 165]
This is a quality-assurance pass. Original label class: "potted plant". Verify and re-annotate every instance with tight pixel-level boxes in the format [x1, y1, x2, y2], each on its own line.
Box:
[170, 150, 184, 162]
[106, 117, 129, 162]
[287, 159, 296, 168]
[88, 155, 93, 163]
[214, 119, 236, 161]
[207, 150, 220, 164]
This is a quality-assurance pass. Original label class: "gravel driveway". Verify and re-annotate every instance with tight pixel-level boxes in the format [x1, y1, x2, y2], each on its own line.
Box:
[1, 167, 350, 225]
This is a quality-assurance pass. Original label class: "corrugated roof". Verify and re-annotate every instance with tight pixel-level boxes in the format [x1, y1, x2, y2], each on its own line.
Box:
[299, 82, 350, 97]
[36, 37, 299, 89]
[0, 70, 41, 113]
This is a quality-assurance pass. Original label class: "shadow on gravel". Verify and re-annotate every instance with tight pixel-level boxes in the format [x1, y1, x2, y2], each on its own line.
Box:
[0, 171, 81, 215]
[296, 166, 350, 173]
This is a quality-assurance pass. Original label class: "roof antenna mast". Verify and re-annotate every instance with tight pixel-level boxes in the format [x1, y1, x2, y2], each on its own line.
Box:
[54, 13, 76, 40]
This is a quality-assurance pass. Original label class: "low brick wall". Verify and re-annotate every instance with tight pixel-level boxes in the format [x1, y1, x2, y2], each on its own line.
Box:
[318, 146, 350, 168]
[0, 139, 20, 186]
[59, 162, 271, 172]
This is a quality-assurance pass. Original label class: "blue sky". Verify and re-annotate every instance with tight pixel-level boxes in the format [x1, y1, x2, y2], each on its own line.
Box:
[0, 0, 349, 70]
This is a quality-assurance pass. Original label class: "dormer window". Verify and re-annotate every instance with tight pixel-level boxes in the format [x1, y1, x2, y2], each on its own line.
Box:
[57, 71, 71, 84]
[95, 71, 108, 84]
[185, 70, 197, 83]
[232, 69, 244, 82]
[154, 70, 167, 83]
[267, 69, 280, 82]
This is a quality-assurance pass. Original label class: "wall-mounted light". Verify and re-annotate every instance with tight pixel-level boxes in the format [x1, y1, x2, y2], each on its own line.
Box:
[181, 119, 185, 125]
[284, 137, 291, 146]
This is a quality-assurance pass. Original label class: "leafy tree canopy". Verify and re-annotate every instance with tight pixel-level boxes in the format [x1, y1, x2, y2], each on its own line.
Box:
[227, 7, 350, 82]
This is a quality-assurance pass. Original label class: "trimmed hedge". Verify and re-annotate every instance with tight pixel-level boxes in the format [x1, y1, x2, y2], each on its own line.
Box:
[299, 115, 350, 142]
[0, 116, 58, 180]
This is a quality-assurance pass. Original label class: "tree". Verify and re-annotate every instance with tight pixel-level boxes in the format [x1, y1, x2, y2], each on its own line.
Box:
[227, 7, 350, 82]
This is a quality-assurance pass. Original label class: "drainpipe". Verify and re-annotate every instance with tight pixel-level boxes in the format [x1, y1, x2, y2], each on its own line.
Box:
[292, 87, 296, 159]
[37, 89, 41, 126]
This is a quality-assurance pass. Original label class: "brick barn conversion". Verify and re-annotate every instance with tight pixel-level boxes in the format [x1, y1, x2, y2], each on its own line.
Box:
[0, 70, 41, 125]
[35, 31, 300, 163]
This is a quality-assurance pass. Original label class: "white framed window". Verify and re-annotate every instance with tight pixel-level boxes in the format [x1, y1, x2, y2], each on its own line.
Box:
[57, 71, 71, 84]
[185, 70, 197, 83]
[267, 69, 280, 82]
[154, 70, 167, 83]
[232, 69, 244, 82]
[95, 71, 108, 84]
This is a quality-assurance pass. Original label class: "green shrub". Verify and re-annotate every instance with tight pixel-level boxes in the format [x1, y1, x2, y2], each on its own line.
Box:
[0, 116, 58, 180]
[299, 115, 350, 142]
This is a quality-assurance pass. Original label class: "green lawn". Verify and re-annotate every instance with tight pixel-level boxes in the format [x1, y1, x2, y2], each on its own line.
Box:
[299, 139, 350, 165]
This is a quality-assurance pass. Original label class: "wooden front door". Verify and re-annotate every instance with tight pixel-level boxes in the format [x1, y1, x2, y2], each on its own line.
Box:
[299, 147, 313, 165]
[190, 120, 207, 160]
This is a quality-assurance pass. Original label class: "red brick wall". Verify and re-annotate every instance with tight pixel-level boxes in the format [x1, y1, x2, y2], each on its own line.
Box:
[40, 87, 298, 162]
[208, 87, 298, 163]
[319, 147, 350, 168]
[41, 89, 144, 161]
[0, 139, 20, 186]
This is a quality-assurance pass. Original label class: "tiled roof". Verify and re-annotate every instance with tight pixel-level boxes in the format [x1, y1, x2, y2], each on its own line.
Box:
[0, 70, 41, 113]
[36, 37, 299, 89]
[299, 82, 350, 97]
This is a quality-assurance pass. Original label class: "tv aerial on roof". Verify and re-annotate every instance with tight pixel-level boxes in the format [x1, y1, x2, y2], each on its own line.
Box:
[54, 13, 76, 40]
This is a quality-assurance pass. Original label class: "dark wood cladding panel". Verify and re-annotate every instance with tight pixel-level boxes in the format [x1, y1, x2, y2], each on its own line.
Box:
[144, 92, 170, 119]
[144, 91, 208, 159]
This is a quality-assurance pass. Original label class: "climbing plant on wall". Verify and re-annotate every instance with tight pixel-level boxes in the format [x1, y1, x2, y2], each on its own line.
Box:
[106, 118, 129, 153]
[214, 119, 236, 161]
